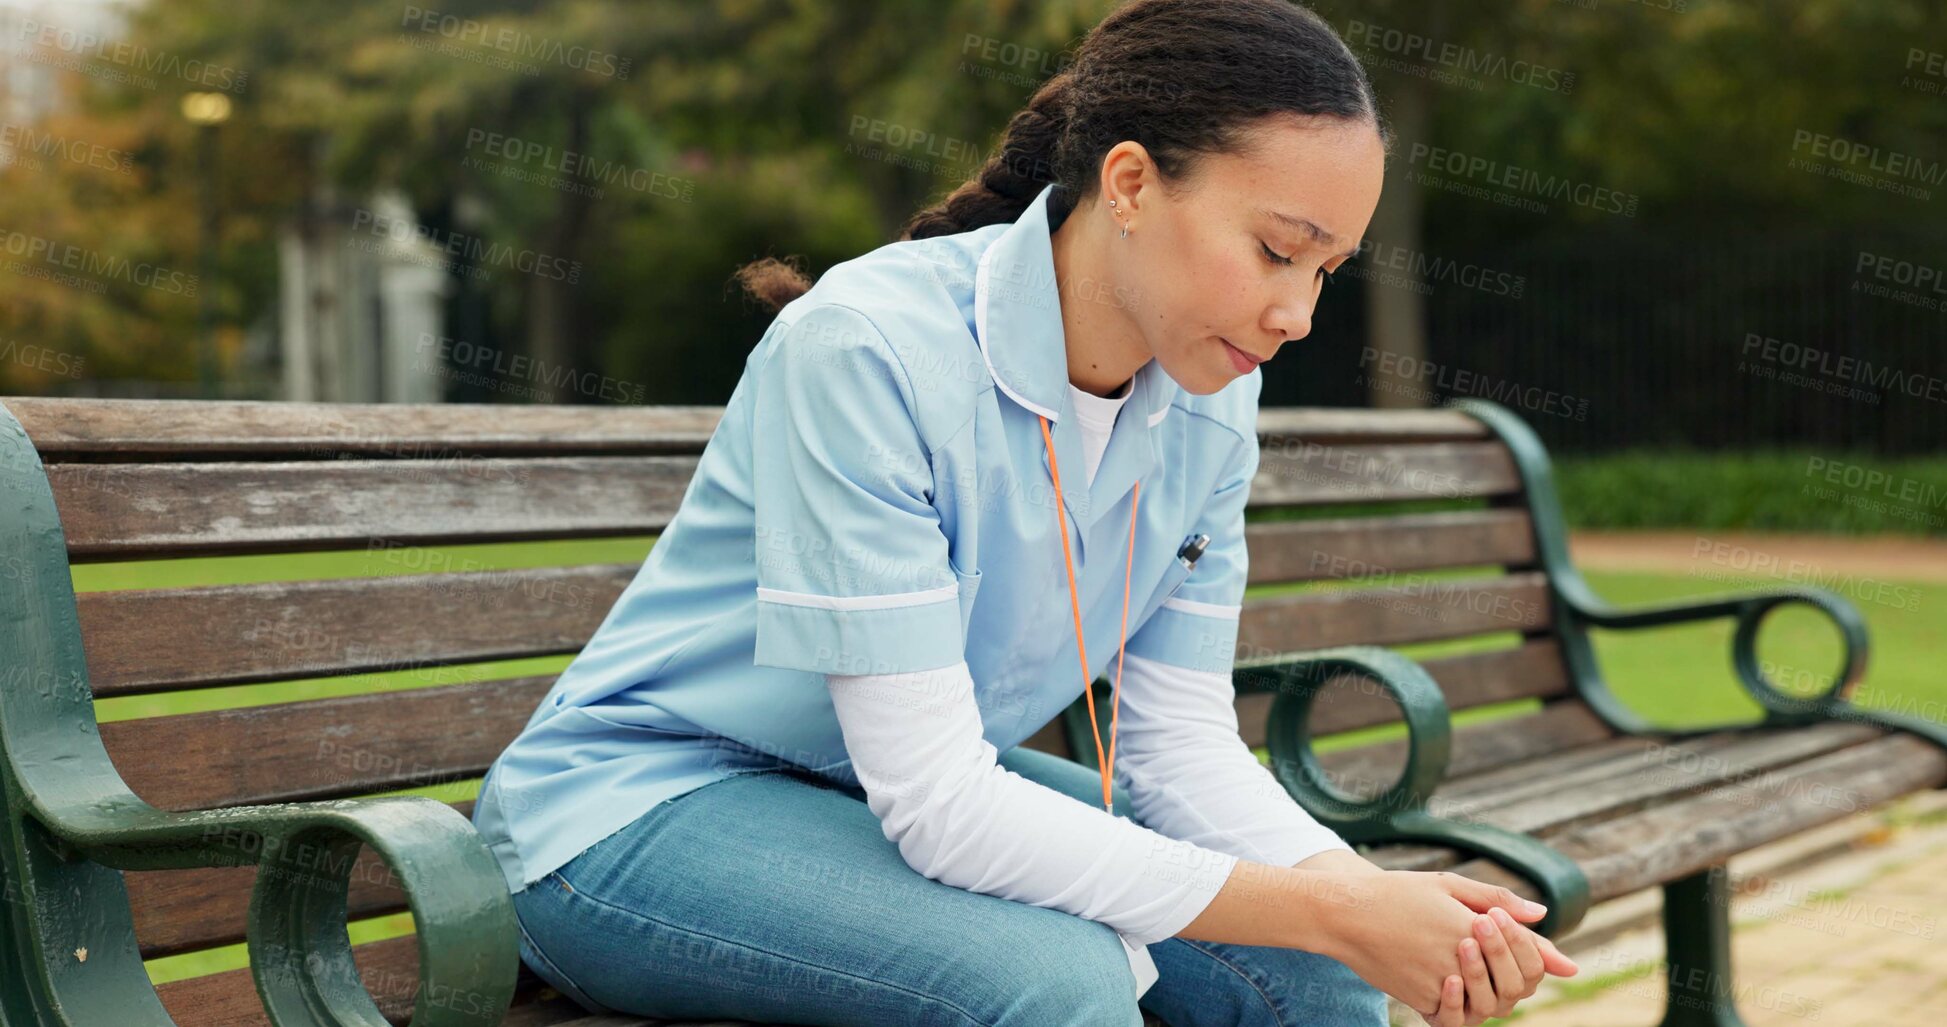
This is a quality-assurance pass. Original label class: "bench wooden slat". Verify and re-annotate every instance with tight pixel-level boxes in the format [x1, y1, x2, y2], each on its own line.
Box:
[6, 398, 1483, 461]
[80, 567, 635, 696]
[80, 565, 1553, 699]
[1234, 640, 1569, 747]
[1244, 509, 1535, 584]
[1316, 700, 1616, 799]
[109, 640, 1555, 815]
[152, 933, 412, 1026]
[1400, 715, 1854, 823]
[102, 678, 552, 811]
[1403, 639, 1569, 711]
[152, 933, 564, 1027]
[1239, 572, 1552, 653]
[1255, 408, 1490, 442]
[1440, 721, 1889, 835]
[3, 395, 1471, 459]
[1431, 734, 1723, 806]
[1362, 722, 1939, 881]
[1560, 731, 1947, 902]
[7, 397, 723, 459]
[48, 446, 1513, 562]
[146, 900, 935, 1027]
[1252, 441, 1520, 506]
[48, 458, 694, 560]
[1421, 732, 1947, 904]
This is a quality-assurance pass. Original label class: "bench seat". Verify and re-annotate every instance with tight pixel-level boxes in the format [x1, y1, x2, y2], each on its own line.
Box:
[0, 395, 1939, 1027]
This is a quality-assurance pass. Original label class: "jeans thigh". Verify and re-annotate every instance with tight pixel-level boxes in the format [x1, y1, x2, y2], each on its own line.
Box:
[1143, 936, 1389, 1027]
[511, 766, 1144, 1026]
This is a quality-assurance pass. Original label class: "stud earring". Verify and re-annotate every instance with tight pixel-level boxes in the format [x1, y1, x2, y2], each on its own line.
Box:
[1109, 197, 1129, 239]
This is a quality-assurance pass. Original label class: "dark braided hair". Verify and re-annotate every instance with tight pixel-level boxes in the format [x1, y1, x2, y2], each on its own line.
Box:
[734, 0, 1388, 312]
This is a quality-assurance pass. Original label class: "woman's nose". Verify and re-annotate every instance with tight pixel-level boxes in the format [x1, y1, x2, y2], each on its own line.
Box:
[1265, 302, 1312, 346]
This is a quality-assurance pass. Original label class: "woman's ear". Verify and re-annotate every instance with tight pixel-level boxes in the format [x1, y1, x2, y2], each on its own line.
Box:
[1097, 141, 1156, 220]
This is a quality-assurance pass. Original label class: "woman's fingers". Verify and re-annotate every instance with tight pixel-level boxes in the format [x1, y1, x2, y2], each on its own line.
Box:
[1458, 935, 1496, 1025]
[1436, 974, 1467, 1027]
[1438, 872, 1548, 923]
[1474, 912, 1529, 1015]
[1435, 871, 1580, 977]
[1492, 907, 1546, 986]
[1532, 926, 1581, 976]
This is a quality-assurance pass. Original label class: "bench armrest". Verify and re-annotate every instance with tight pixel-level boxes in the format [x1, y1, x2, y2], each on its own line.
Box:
[8, 778, 519, 1027]
[1564, 581, 1870, 722]
[1237, 645, 1594, 936]
[63, 795, 520, 1027]
[1448, 398, 1871, 732]
[1238, 645, 1453, 837]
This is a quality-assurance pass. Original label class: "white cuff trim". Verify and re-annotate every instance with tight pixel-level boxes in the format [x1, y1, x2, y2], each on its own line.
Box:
[1160, 595, 1241, 619]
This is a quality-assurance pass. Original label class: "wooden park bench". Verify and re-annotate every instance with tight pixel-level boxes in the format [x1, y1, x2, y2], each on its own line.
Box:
[0, 394, 1941, 1027]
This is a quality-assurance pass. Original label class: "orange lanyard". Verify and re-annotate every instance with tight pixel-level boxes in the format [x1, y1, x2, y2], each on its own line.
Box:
[1038, 414, 1140, 815]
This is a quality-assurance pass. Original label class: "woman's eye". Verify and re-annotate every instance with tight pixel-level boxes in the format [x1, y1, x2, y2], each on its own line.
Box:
[1260, 241, 1294, 267]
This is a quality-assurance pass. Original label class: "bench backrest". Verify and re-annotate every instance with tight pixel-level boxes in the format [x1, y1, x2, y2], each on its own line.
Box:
[0, 396, 1608, 1023]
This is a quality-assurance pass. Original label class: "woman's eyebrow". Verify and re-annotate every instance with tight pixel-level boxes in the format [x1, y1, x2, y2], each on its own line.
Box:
[1258, 207, 1361, 258]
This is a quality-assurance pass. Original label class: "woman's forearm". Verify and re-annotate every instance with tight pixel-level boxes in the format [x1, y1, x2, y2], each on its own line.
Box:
[1293, 847, 1384, 874]
[1172, 857, 1368, 954]
[1172, 848, 1383, 952]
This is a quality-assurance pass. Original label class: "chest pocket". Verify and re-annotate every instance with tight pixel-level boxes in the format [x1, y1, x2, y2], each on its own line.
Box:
[1138, 558, 1195, 627]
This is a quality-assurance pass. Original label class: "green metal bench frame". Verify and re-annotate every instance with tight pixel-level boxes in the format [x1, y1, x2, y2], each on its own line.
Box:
[1064, 398, 1947, 1027]
[0, 404, 518, 1027]
[2, 392, 1940, 1027]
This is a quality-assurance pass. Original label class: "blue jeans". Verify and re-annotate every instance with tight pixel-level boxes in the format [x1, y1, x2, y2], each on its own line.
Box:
[510, 745, 1390, 1027]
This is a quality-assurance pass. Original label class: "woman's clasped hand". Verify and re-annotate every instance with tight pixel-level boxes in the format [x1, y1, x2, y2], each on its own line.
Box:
[1309, 868, 1580, 1026]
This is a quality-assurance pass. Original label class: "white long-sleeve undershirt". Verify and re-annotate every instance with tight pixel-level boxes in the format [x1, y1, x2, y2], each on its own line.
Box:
[823, 385, 1353, 997]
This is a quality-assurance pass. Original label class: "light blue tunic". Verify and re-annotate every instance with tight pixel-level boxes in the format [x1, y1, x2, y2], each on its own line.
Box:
[472, 182, 1264, 895]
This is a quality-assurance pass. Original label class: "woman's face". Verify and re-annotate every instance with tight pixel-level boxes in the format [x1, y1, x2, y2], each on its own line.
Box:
[1110, 115, 1387, 395]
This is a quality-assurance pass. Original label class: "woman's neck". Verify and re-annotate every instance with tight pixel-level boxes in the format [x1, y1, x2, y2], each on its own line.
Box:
[1049, 195, 1151, 399]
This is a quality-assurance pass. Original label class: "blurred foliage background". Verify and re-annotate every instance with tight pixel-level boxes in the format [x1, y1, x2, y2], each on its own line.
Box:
[4, 2, 1937, 997]
[1, 0, 1943, 515]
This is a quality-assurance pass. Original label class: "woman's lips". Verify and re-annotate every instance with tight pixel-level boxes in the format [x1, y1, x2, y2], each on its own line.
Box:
[1220, 337, 1262, 374]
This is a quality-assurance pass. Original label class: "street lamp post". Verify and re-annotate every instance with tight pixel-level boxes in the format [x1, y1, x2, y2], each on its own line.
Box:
[181, 92, 231, 398]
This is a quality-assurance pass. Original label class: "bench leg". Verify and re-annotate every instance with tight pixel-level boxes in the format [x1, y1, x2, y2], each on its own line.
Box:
[1656, 866, 1749, 1027]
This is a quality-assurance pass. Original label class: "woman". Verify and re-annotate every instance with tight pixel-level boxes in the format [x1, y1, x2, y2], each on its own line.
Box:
[475, 1, 1578, 1024]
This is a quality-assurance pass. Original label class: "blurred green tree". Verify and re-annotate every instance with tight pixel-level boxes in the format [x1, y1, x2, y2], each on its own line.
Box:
[1, 0, 1940, 405]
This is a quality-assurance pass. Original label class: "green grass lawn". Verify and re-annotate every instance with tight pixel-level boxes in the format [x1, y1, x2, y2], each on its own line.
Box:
[71, 544, 1940, 987]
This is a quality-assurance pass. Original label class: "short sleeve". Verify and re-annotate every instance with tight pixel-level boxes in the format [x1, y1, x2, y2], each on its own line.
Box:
[750, 303, 964, 676]
[1124, 427, 1255, 674]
